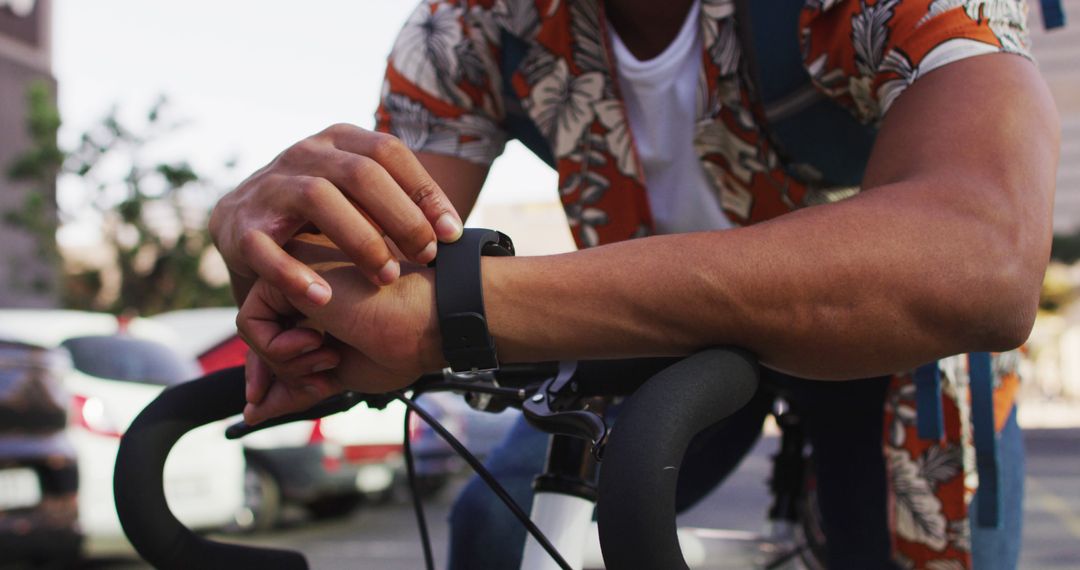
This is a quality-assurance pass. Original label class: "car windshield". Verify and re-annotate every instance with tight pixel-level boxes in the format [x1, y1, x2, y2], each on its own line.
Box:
[61, 335, 200, 386]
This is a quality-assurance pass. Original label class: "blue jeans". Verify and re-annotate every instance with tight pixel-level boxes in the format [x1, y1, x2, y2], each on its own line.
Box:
[447, 372, 1024, 569]
[972, 407, 1024, 570]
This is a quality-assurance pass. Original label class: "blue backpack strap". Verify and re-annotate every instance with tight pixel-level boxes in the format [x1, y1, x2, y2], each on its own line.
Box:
[969, 352, 1002, 529]
[735, 0, 878, 188]
[1042, 0, 1067, 29]
[499, 30, 556, 168]
[914, 362, 944, 440]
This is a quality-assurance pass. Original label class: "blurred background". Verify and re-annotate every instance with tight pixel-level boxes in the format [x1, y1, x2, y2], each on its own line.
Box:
[0, 0, 1077, 568]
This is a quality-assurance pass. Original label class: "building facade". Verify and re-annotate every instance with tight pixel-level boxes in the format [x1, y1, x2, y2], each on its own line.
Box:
[1032, 0, 1080, 233]
[0, 0, 56, 308]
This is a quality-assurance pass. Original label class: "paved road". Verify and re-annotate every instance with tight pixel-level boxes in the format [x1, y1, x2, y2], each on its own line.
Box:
[105, 428, 1080, 569]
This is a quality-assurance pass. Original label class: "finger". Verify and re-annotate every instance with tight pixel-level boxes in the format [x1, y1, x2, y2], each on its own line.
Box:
[326, 127, 464, 243]
[282, 175, 400, 286]
[245, 350, 272, 406]
[239, 228, 333, 305]
[257, 326, 325, 363]
[262, 346, 340, 382]
[321, 149, 438, 265]
[235, 279, 300, 363]
[243, 372, 337, 425]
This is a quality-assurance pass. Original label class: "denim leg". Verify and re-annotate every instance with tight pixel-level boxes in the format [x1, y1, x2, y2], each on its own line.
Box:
[773, 373, 898, 570]
[447, 381, 774, 568]
[447, 415, 549, 570]
[970, 406, 1024, 570]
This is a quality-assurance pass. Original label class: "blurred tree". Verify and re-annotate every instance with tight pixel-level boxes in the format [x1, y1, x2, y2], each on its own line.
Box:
[4, 81, 62, 295]
[5, 85, 236, 315]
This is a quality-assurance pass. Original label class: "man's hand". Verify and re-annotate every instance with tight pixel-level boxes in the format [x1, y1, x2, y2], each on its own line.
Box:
[209, 124, 465, 306]
[236, 251, 443, 425]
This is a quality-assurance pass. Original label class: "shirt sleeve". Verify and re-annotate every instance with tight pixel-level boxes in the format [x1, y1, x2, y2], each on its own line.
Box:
[374, 1, 508, 166]
[800, 0, 1033, 125]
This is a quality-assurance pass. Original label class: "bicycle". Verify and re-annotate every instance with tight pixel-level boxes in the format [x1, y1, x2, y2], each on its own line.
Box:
[113, 347, 827, 569]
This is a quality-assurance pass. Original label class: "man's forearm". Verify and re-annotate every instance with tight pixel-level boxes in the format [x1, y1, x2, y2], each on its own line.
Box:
[483, 54, 1057, 380]
[483, 176, 1046, 380]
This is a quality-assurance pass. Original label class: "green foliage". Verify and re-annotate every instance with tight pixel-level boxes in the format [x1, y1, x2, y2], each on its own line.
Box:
[4, 81, 62, 296]
[4, 89, 236, 315]
[8, 82, 62, 181]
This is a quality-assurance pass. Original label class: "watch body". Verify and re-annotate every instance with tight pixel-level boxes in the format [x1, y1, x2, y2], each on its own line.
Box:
[434, 228, 514, 372]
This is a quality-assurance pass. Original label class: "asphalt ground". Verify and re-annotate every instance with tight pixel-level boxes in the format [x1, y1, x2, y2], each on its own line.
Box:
[87, 428, 1080, 569]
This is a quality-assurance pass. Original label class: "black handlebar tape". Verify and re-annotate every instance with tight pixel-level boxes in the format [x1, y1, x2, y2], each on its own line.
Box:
[572, 357, 680, 396]
[596, 348, 759, 570]
[114, 366, 308, 570]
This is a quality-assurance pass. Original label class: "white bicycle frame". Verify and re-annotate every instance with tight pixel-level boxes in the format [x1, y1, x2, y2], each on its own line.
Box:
[520, 489, 817, 570]
[514, 360, 817, 570]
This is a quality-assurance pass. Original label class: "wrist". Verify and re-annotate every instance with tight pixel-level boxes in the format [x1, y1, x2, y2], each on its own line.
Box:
[415, 268, 446, 373]
[433, 229, 514, 372]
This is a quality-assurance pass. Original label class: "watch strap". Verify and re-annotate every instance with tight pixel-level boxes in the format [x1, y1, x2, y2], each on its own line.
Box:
[435, 228, 514, 372]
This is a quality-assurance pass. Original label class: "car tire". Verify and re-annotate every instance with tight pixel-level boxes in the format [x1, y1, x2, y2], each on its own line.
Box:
[242, 461, 282, 532]
[305, 493, 363, 520]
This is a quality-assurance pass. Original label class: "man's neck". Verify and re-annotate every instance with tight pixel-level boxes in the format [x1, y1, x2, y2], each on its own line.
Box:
[604, 0, 696, 61]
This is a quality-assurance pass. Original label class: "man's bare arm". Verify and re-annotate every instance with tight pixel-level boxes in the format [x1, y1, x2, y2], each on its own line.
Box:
[239, 53, 1059, 421]
[482, 54, 1059, 379]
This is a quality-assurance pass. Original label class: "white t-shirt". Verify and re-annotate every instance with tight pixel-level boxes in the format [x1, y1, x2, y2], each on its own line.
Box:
[608, 1, 732, 235]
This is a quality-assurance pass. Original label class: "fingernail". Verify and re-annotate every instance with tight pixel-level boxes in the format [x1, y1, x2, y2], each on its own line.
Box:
[306, 281, 331, 305]
[312, 361, 336, 373]
[299, 343, 319, 355]
[418, 240, 437, 263]
[435, 213, 463, 241]
[377, 259, 400, 285]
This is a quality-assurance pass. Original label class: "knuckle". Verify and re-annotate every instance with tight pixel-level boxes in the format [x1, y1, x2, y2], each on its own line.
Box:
[295, 176, 330, 203]
[280, 139, 319, 166]
[344, 156, 376, 189]
[323, 122, 356, 140]
[409, 178, 443, 208]
[369, 133, 406, 164]
[238, 228, 262, 256]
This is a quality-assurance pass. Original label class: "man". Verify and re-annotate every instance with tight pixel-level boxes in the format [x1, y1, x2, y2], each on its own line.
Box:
[210, 1, 1059, 567]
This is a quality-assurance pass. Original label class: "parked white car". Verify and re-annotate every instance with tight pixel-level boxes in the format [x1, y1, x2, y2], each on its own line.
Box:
[151, 308, 407, 529]
[0, 310, 245, 556]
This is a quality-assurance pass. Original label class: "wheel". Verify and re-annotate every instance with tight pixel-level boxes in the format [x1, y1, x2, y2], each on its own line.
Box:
[796, 463, 828, 570]
[305, 493, 363, 520]
[242, 461, 282, 532]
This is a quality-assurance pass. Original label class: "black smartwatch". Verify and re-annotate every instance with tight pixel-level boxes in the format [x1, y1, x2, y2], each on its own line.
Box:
[433, 228, 515, 372]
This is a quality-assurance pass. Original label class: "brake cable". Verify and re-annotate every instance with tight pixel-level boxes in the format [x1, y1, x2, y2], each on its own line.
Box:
[402, 403, 436, 570]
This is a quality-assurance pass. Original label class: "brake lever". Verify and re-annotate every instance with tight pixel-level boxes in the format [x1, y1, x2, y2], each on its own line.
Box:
[522, 364, 608, 458]
[225, 391, 369, 440]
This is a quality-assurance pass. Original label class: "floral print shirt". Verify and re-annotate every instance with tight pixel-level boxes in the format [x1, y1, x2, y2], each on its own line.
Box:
[376, 1, 1031, 567]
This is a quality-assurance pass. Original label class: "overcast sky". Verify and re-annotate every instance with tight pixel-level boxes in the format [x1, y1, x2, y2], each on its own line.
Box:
[52, 0, 558, 245]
